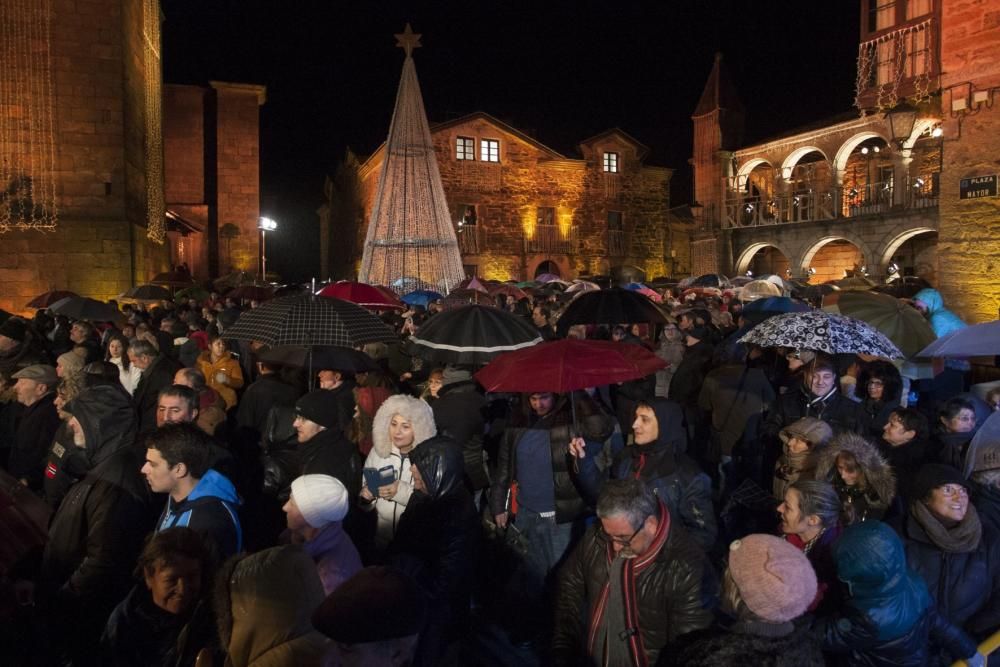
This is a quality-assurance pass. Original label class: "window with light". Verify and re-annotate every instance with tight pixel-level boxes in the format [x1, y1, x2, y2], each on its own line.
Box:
[603, 152, 619, 173]
[481, 139, 500, 163]
[456, 136, 475, 161]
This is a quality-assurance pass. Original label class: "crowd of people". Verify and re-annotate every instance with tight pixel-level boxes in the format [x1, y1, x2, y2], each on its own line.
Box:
[0, 278, 998, 667]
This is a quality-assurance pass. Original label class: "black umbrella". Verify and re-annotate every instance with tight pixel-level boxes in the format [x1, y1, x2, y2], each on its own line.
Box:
[121, 284, 172, 301]
[48, 296, 122, 322]
[556, 287, 667, 335]
[258, 345, 379, 373]
[407, 304, 542, 365]
[150, 271, 195, 287]
[222, 294, 396, 347]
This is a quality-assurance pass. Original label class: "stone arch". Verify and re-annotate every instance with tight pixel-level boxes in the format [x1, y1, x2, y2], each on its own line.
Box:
[833, 131, 890, 176]
[799, 235, 874, 284]
[533, 259, 562, 278]
[902, 119, 939, 151]
[877, 226, 937, 270]
[780, 146, 829, 180]
[734, 241, 794, 275]
[735, 158, 773, 189]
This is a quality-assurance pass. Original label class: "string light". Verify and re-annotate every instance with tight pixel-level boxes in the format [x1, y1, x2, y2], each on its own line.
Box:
[358, 26, 465, 294]
[143, 0, 165, 243]
[0, 0, 59, 233]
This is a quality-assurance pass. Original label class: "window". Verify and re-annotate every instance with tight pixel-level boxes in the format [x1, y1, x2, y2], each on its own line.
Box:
[456, 204, 477, 226]
[868, 0, 896, 32]
[876, 39, 895, 85]
[480, 139, 499, 163]
[906, 0, 930, 20]
[607, 210, 623, 230]
[537, 206, 555, 226]
[456, 136, 475, 161]
[905, 26, 929, 78]
[603, 152, 619, 173]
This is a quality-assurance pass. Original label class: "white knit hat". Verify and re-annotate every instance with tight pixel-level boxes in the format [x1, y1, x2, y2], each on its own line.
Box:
[290, 474, 349, 528]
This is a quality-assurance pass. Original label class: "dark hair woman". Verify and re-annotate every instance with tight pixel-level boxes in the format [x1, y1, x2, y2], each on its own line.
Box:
[855, 360, 903, 438]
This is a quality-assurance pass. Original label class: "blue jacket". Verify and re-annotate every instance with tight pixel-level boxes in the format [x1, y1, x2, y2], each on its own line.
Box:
[913, 288, 966, 338]
[157, 469, 242, 558]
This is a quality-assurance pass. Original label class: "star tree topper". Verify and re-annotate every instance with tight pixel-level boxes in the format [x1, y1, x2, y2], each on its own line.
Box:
[395, 23, 422, 57]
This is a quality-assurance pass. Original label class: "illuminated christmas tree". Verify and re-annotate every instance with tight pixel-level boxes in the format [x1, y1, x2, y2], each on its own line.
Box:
[358, 24, 465, 295]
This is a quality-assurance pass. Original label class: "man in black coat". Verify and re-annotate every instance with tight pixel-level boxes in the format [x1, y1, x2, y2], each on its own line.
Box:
[130, 339, 181, 436]
[430, 366, 489, 497]
[763, 353, 864, 440]
[236, 358, 300, 438]
[293, 389, 362, 500]
[8, 364, 61, 492]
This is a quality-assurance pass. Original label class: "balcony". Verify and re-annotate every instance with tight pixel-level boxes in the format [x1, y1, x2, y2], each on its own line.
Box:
[607, 229, 628, 257]
[455, 224, 483, 255]
[524, 224, 578, 254]
[723, 176, 937, 229]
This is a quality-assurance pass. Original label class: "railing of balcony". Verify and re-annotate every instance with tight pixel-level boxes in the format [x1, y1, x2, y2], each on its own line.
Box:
[524, 224, 578, 254]
[455, 224, 482, 255]
[723, 176, 937, 228]
[607, 229, 627, 257]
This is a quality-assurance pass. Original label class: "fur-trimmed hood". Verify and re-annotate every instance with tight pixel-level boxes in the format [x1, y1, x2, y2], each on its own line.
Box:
[814, 432, 896, 511]
[371, 393, 437, 459]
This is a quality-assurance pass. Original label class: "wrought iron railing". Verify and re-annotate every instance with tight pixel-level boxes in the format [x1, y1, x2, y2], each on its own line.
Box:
[607, 229, 628, 256]
[455, 224, 482, 255]
[524, 224, 578, 254]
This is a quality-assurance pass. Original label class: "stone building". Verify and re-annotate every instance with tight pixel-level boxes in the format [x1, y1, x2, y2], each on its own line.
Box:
[0, 0, 264, 315]
[693, 0, 1000, 322]
[323, 112, 689, 283]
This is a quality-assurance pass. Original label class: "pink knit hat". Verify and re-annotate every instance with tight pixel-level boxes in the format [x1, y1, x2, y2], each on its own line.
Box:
[728, 534, 817, 623]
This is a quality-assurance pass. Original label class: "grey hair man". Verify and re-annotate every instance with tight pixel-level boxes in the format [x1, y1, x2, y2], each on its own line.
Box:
[130, 338, 180, 434]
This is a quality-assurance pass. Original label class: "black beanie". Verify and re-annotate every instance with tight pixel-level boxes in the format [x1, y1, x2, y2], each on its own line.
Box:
[295, 389, 341, 429]
[912, 463, 969, 501]
[312, 566, 427, 643]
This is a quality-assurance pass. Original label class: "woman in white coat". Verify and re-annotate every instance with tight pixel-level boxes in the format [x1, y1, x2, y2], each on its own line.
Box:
[360, 394, 437, 551]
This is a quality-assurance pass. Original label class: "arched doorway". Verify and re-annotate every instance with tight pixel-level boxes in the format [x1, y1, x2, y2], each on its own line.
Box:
[735, 243, 791, 277]
[882, 229, 937, 283]
[801, 238, 865, 284]
[534, 260, 560, 278]
[783, 148, 831, 222]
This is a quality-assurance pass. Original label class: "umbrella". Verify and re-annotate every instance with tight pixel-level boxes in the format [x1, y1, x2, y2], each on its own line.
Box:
[455, 276, 490, 293]
[624, 282, 663, 303]
[534, 273, 566, 284]
[214, 271, 256, 290]
[407, 304, 542, 365]
[822, 291, 936, 358]
[565, 280, 600, 294]
[273, 283, 310, 298]
[49, 296, 122, 322]
[916, 321, 1000, 358]
[831, 276, 876, 291]
[317, 281, 404, 310]
[741, 296, 811, 326]
[173, 285, 211, 302]
[445, 288, 491, 304]
[121, 284, 171, 301]
[738, 310, 903, 358]
[691, 273, 730, 288]
[729, 276, 754, 287]
[871, 276, 933, 299]
[26, 290, 79, 309]
[401, 289, 444, 307]
[474, 339, 667, 394]
[556, 287, 667, 336]
[488, 284, 529, 301]
[258, 345, 379, 373]
[222, 294, 397, 347]
[150, 270, 195, 287]
[228, 284, 275, 302]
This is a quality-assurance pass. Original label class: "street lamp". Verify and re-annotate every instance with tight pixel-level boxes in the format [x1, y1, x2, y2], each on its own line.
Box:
[258, 216, 277, 281]
[884, 101, 919, 147]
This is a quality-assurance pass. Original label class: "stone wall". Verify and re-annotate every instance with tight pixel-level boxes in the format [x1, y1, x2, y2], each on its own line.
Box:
[936, 0, 1000, 322]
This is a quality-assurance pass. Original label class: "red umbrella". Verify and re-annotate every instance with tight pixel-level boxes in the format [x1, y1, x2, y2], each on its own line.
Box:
[455, 276, 490, 293]
[474, 338, 666, 393]
[317, 281, 404, 310]
[488, 283, 529, 301]
[26, 290, 79, 309]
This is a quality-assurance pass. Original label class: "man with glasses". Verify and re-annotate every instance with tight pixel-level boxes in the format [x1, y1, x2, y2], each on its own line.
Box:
[553, 479, 713, 666]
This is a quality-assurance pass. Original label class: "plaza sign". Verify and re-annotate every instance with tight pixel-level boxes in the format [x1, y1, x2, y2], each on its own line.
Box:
[960, 175, 998, 199]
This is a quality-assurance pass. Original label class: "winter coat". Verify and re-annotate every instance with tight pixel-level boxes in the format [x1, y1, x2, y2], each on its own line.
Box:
[101, 584, 214, 667]
[300, 427, 361, 501]
[388, 436, 479, 666]
[43, 424, 87, 511]
[876, 437, 931, 502]
[216, 546, 330, 667]
[673, 619, 825, 667]
[300, 522, 362, 596]
[8, 391, 61, 491]
[431, 379, 489, 490]
[490, 394, 615, 524]
[40, 385, 149, 660]
[552, 499, 714, 667]
[894, 505, 1000, 640]
[361, 443, 416, 549]
[133, 354, 182, 434]
[669, 340, 715, 408]
[576, 398, 717, 551]
[698, 364, 775, 458]
[155, 469, 243, 559]
[236, 373, 300, 435]
[934, 430, 975, 471]
[859, 397, 900, 439]
[816, 521, 977, 667]
[0, 336, 49, 383]
[913, 288, 966, 338]
[814, 433, 896, 523]
[764, 385, 865, 442]
[196, 350, 244, 410]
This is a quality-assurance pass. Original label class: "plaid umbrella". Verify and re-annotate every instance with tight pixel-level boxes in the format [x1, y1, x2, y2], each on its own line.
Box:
[739, 310, 903, 358]
[408, 304, 542, 365]
[228, 284, 275, 302]
[26, 290, 79, 309]
[257, 345, 379, 372]
[49, 296, 122, 322]
[222, 294, 397, 347]
[556, 287, 667, 336]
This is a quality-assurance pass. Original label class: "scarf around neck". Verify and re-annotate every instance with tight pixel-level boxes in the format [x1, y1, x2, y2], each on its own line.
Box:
[911, 500, 982, 553]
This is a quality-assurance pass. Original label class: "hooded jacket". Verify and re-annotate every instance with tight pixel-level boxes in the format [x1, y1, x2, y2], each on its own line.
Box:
[9, 390, 61, 491]
[388, 436, 479, 665]
[300, 426, 361, 502]
[40, 385, 149, 660]
[431, 378, 489, 490]
[576, 398, 717, 551]
[814, 432, 896, 523]
[553, 499, 714, 667]
[156, 469, 243, 559]
[817, 521, 977, 666]
[215, 546, 329, 667]
[912, 288, 966, 338]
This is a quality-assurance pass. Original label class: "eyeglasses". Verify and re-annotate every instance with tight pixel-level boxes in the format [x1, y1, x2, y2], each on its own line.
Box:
[938, 484, 969, 498]
[601, 524, 644, 549]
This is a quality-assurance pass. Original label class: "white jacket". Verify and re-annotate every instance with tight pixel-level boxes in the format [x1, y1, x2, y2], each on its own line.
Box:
[361, 445, 414, 549]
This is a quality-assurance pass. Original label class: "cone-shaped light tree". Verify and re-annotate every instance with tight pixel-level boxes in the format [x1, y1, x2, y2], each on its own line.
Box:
[357, 24, 466, 295]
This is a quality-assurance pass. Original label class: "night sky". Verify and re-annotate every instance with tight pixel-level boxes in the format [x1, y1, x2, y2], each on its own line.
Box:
[160, 0, 861, 282]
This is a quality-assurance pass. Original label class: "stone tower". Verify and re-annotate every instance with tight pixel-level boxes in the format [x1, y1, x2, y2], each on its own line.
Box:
[690, 53, 744, 274]
[357, 24, 465, 294]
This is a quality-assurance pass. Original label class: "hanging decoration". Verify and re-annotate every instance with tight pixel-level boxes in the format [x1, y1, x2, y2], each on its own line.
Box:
[357, 24, 466, 295]
[143, 0, 166, 243]
[0, 0, 59, 233]
[855, 19, 932, 112]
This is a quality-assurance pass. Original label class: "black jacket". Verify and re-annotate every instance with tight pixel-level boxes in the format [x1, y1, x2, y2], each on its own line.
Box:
[133, 355, 181, 435]
[672, 620, 825, 667]
[669, 340, 715, 408]
[9, 392, 61, 490]
[764, 385, 864, 441]
[859, 397, 900, 439]
[236, 373, 300, 435]
[300, 426, 362, 500]
[431, 380, 489, 490]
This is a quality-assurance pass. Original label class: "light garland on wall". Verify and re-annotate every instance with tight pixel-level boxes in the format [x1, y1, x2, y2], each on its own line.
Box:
[0, 0, 59, 233]
[855, 19, 932, 112]
[143, 0, 165, 243]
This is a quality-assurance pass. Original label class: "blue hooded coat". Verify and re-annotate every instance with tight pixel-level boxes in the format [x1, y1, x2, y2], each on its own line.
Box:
[157, 469, 242, 559]
[913, 288, 966, 338]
